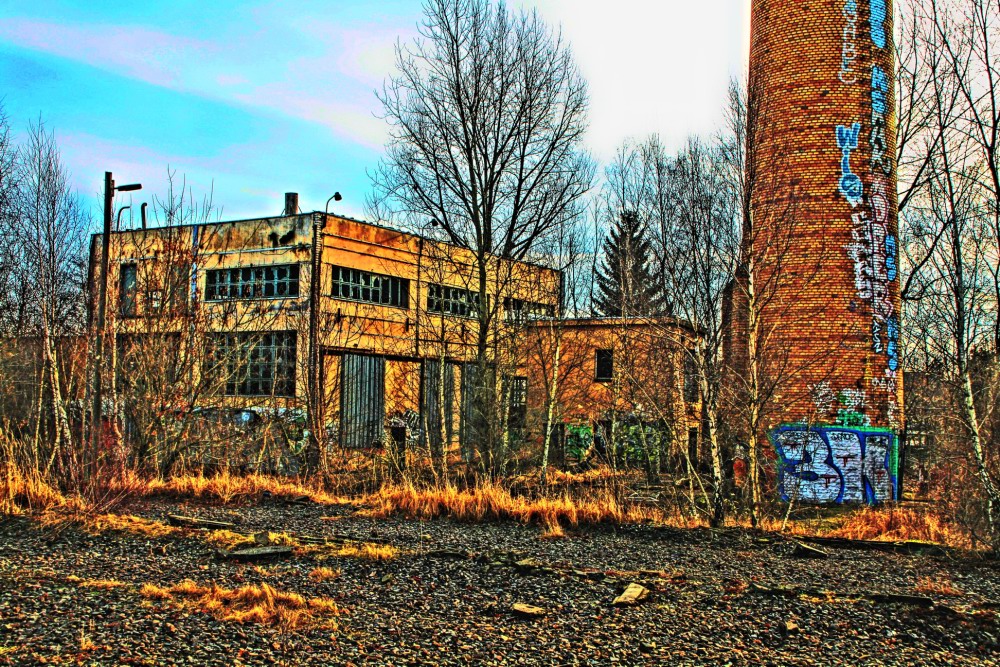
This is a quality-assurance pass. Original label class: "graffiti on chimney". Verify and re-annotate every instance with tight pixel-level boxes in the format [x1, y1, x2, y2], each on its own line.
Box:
[772, 425, 898, 504]
[839, 0, 860, 84]
[837, 123, 864, 206]
[870, 0, 887, 48]
[835, 0, 900, 428]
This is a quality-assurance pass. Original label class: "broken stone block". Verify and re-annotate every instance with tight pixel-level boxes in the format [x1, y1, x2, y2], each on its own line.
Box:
[167, 515, 235, 530]
[511, 603, 546, 618]
[613, 583, 650, 606]
[781, 620, 800, 636]
[514, 557, 542, 574]
[223, 546, 293, 563]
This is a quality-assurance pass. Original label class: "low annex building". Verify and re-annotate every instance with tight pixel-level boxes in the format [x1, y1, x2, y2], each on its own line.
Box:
[525, 317, 703, 466]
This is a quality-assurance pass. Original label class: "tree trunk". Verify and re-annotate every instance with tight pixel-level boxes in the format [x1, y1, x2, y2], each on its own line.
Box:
[540, 331, 562, 487]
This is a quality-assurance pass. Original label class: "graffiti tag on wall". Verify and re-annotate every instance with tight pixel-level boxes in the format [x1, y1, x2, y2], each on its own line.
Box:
[839, 0, 860, 83]
[835, 0, 900, 427]
[772, 425, 898, 504]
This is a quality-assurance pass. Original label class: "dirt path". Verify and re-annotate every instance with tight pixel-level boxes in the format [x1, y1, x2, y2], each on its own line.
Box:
[1, 498, 998, 666]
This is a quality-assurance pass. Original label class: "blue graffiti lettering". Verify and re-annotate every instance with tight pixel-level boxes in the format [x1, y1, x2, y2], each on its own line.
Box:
[886, 316, 899, 371]
[885, 234, 897, 281]
[837, 123, 863, 205]
[772, 425, 897, 504]
[870, 0, 887, 49]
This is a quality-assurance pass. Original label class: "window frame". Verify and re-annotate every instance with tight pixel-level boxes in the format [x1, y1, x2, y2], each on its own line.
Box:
[507, 375, 528, 431]
[204, 331, 297, 397]
[683, 352, 699, 403]
[203, 263, 301, 302]
[427, 283, 482, 318]
[119, 262, 139, 318]
[503, 297, 555, 325]
[595, 348, 614, 382]
[330, 265, 410, 309]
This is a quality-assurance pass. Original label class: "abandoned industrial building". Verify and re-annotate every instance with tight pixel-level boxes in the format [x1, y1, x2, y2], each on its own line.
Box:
[89, 194, 702, 468]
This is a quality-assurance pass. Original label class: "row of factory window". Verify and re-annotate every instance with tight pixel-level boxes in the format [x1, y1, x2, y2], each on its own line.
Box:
[120, 261, 552, 322]
[148, 332, 530, 422]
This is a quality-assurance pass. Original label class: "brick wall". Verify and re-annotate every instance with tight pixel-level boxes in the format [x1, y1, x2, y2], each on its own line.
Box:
[742, 0, 903, 502]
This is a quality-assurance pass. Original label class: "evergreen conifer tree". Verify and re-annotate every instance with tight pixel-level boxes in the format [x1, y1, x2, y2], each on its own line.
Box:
[594, 210, 661, 316]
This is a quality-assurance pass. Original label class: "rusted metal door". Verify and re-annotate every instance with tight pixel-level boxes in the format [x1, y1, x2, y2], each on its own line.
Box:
[340, 354, 385, 449]
[421, 359, 455, 450]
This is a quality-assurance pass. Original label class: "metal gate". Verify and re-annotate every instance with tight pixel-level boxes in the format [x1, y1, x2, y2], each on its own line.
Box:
[421, 359, 455, 449]
[340, 354, 385, 449]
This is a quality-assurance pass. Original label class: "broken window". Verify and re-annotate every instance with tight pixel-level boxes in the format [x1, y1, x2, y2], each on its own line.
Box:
[205, 331, 297, 397]
[120, 263, 138, 318]
[428, 283, 481, 318]
[507, 376, 528, 430]
[144, 264, 190, 316]
[204, 264, 300, 301]
[117, 333, 181, 387]
[595, 349, 614, 382]
[503, 297, 555, 324]
[331, 265, 409, 308]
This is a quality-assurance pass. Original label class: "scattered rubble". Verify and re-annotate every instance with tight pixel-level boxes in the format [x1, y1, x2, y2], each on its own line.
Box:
[612, 582, 650, 606]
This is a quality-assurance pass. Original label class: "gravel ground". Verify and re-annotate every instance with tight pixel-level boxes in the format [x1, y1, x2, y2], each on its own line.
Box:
[1, 497, 998, 666]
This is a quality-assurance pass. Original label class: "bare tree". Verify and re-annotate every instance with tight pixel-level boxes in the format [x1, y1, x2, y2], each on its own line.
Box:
[9, 120, 89, 483]
[900, 0, 1000, 550]
[370, 0, 593, 476]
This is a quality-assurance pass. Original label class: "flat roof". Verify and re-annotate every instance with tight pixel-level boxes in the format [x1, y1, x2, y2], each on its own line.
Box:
[95, 211, 561, 274]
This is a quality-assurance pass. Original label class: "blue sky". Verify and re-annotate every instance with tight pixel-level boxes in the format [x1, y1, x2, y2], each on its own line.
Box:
[0, 1, 749, 224]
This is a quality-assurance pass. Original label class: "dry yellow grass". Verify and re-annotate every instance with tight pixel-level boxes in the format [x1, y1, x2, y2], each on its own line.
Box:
[203, 529, 256, 550]
[78, 632, 97, 652]
[78, 579, 126, 590]
[308, 567, 341, 582]
[820, 506, 971, 549]
[144, 472, 344, 505]
[545, 466, 631, 487]
[0, 461, 68, 515]
[79, 513, 180, 540]
[362, 481, 685, 534]
[915, 574, 965, 597]
[332, 542, 398, 561]
[140, 580, 340, 631]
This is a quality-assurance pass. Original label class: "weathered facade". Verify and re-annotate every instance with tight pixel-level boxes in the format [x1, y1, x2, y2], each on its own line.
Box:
[91, 199, 561, 459]
[745, 0, 902, 503]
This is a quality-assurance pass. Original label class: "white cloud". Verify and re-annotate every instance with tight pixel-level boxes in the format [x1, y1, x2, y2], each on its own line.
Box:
[518, 0, 751, 159]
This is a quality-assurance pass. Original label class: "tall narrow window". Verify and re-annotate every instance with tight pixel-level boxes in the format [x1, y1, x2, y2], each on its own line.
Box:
[683, 353, 699, 403]
[688, 428, 699, 466]
[120, 263, 138, 318]
[331, 265, 409, 308]
[428, 283, 481, 317]
[204, 264, 300, 301]
[595, 349, 614, 382]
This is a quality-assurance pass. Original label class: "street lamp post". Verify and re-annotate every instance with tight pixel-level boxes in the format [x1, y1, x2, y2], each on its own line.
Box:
[305, 192, 342, 472]
[90, 171, 141, 457]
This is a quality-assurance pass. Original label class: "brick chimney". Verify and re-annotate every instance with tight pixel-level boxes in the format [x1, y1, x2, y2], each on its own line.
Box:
[284, 192, 299, 216]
